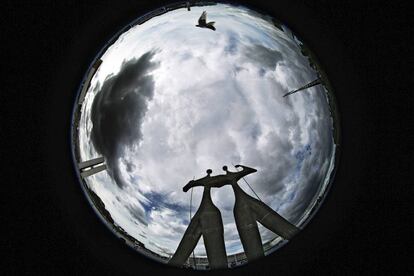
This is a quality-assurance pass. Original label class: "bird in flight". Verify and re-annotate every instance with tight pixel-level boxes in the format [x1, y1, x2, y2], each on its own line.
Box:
[195, 11, 216, 31]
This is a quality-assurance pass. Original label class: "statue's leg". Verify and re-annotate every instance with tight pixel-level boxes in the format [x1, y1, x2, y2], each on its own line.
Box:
[234, 200, 264, 262]
[168, 216, 202, 267]
[201, 211, 228, 269]
[250, 198, 300, 240]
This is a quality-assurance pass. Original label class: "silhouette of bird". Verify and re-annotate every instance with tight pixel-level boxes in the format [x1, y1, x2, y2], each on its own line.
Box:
[195, 11, 215, 31]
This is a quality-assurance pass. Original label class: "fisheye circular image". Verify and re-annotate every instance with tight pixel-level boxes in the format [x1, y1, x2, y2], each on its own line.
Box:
[71, 1, 340, 270]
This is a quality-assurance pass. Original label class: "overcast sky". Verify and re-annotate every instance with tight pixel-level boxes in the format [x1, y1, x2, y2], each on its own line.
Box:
[77, 3, 337, 258]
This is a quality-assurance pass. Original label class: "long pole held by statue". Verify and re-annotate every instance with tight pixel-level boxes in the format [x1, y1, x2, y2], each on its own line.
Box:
[189, 176, 196, 269]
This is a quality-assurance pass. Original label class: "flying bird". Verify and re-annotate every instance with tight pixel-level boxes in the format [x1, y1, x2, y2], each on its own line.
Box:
[196, 11, 215, 31]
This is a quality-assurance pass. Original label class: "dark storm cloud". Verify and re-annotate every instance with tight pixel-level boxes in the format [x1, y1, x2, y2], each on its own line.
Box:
[244, 44, 283, 71]
[90, 51, 159, 188]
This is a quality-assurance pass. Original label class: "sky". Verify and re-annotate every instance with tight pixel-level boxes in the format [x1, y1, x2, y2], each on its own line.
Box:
[76, 3, 337, 258]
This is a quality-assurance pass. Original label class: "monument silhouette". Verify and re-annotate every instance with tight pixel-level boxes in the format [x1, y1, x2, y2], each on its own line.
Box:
[168, 169, 228, 269]
[169, 165, 300, 268]
[222, 165, 299, 262]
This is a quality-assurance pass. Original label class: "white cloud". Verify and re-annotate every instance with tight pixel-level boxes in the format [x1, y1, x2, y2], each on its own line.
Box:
[77, 3, 336, 258]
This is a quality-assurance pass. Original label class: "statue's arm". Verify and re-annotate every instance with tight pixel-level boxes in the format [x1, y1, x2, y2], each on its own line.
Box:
[206, 175, 230, 188]
[234, 164, 257, 178]
[183, 174, 229, 192]
[182, 174, 212, 192]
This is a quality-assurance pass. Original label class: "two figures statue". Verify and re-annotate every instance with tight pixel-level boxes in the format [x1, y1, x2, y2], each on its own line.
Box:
[168, 165, 299, 269]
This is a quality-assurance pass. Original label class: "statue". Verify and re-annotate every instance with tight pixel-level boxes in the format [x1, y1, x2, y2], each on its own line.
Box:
[168, 169, 228, 269]
[222, 165, 299, 262]
[169, 165, 300, 268]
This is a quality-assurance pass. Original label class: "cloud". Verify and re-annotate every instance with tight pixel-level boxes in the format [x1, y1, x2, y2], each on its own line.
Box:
[90, 51, 159, 188]
[125, 203, 148, 226]
[78, 3, 337, 258]
[243, 44, 283, 71]
[224, 31, 240, 55]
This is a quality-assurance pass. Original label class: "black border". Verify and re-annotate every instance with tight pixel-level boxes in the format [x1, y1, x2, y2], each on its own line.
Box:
[3, 0, 411, 275]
